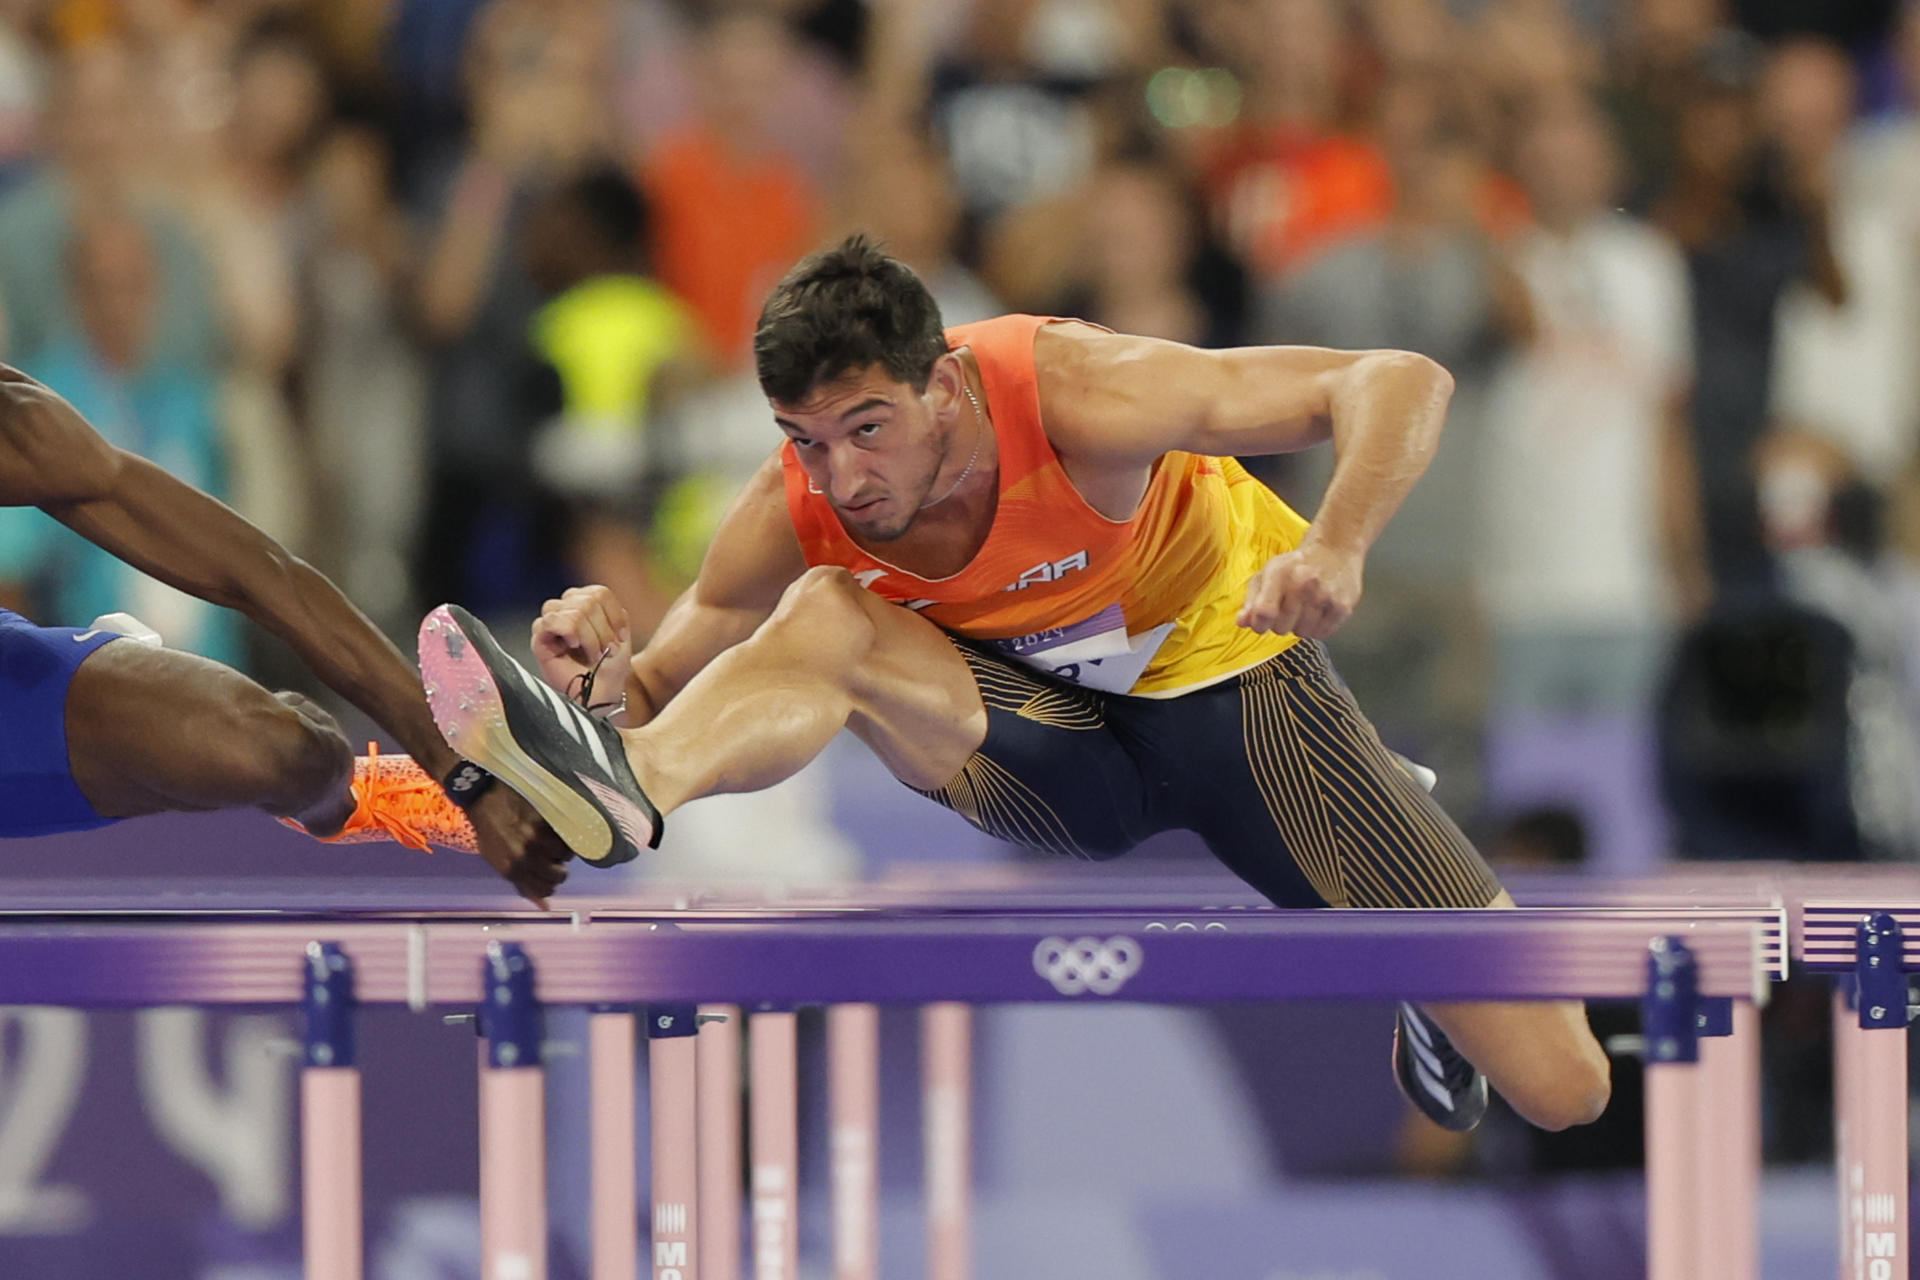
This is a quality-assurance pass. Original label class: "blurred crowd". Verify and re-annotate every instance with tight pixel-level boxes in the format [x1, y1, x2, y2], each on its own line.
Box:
[1, 0, 1919, 867]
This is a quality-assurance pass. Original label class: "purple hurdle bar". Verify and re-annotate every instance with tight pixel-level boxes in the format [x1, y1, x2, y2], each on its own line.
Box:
[590, 1009, 638, 1280]
[650, 1005, 701, 1280]
[0, 902, 1783, 1280]
[697, 1005, 741, 1280]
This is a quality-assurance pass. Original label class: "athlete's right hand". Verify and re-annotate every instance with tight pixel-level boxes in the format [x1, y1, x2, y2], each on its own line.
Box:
[532, 585, 634, 706]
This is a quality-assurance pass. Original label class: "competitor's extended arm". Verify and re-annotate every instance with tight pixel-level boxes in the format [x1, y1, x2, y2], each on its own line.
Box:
[1036, 324, 1455, 639]
[0, 365, 459, 775]
[1038, 323, 1453, 560]
[0, 364, 572, 900]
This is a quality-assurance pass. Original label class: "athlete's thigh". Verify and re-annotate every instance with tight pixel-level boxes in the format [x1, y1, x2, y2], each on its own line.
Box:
[1169, 640, 1503, 909]
[64, 637, 310, 817]
[905, 641, 1157, 859]
[832, 587, 993, 790]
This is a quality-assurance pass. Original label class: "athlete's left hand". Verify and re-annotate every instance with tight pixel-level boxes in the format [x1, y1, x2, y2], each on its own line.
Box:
[1238, 542, 1364, 639]
[467, 786, 574, 906]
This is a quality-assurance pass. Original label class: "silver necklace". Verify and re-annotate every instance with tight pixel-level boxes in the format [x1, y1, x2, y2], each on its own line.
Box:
[919, 379, 987, 510]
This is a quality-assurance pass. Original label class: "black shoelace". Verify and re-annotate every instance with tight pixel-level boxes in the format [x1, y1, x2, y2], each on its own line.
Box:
[565, 644, 627, 721]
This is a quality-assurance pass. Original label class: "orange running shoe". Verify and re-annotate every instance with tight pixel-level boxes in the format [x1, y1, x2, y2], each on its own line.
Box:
[283, 744, 480, 854]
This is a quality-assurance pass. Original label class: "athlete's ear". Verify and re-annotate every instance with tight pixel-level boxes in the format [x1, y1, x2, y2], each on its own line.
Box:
[925, 352, 965, 419]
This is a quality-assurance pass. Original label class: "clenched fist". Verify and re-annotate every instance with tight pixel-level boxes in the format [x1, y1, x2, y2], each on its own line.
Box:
[1238, 542, 1364, 640]
[532, 585, 634, 708]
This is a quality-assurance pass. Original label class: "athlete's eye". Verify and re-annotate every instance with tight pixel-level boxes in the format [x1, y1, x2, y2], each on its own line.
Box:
[791, 436, 818, 450]
[855, 423, 882, 438]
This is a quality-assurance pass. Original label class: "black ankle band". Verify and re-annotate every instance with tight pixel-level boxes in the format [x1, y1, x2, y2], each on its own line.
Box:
[440, 760, 497, 809]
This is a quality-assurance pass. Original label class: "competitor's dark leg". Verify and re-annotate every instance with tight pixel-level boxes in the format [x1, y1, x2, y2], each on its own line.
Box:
[1160, 642, 1611, 1132]
[623, 566, 990, 811]
[66, 640, 354, 826]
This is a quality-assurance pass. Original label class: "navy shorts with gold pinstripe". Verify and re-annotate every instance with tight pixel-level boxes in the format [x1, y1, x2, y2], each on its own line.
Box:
[919, 639, 1503, 910]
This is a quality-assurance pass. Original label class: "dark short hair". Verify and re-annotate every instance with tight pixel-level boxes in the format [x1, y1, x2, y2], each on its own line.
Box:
[754, 234, 948, 404]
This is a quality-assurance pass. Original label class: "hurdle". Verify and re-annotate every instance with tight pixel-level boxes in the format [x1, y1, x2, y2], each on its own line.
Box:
[1801, 903, 1919, 1280]
[0, 904, 1772, 1280]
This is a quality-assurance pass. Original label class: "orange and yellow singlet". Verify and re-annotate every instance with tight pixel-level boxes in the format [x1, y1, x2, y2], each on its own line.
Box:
[781, 314, 1311, 697]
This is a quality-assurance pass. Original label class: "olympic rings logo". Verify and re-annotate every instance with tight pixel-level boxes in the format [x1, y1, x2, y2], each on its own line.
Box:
[1032, 936, 1143, 996]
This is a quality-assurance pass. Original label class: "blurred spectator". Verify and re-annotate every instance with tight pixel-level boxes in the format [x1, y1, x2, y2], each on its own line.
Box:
[0, 0, 42, 186]
[1481, 95, 1703, 713]
[640, 4, 821, 369]
[1757, 429, 1920, 857]
[521, 163, 697, 636]
[1651, 30, 1847, 598]
[1766, 38, 1920, 493]
[840, 127, 1001, 325]
[184, 15, 333, 554]
[1600, 0, 1728, 208]
[0, 42, 224, 375]
[1198, 0, 1394, 277]
[0, 204, 238, 662]
[298, 124, 426, 637]
[410, 0, 616, 618]
[919, 0, 1141, 242]
[1260, 72, 1530, 822]
[1058, 146, 1247, 347]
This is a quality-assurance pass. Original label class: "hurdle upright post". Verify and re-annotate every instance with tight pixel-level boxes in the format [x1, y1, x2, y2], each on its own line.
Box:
[697, 1005, 741, 1280]
[480, 941, 548, 1280]
[650, 1004, 701, 1280]
[590, 1006, 639, 1280]
[1693, 996, 1759, 1280]
[829, 1003, 881, 1280]
[1642, 935, 1703, 1280]
[300, 941, 362, 1280]
[749, 1008, 800, 1280]
[923, 1002, 972, 1280]
[1838, 914, 1908, 1280]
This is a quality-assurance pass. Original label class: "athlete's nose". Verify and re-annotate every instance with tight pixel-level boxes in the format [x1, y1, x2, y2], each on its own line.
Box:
[826, 446, 876, 507]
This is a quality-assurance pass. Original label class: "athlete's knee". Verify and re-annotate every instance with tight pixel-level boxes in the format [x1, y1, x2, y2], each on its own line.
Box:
[1519, 1039, 1613, 1132]
[221, 689, 353, 810]
[764, 566, 880, 658]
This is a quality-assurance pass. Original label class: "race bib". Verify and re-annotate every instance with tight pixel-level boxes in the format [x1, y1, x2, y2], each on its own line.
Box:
[989, 603, 1174, 694]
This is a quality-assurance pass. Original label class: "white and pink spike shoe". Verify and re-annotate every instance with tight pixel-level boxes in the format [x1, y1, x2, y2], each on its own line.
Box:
[418, 603, 661, 867]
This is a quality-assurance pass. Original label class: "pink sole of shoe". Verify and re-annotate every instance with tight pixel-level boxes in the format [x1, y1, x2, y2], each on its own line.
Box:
[418, 605, 617, 864]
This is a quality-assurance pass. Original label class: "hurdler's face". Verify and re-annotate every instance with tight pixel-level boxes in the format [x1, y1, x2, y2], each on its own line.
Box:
[773, 357, 963, 542]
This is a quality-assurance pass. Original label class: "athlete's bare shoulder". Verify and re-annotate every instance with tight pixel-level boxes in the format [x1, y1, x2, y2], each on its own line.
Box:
[1030, 320, 1210, 470]
[694, 447, 809, 611]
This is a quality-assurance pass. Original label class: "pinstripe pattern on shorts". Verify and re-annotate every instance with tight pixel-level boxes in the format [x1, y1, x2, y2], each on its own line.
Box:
[914, 637, 1503, 908]
[1236, 643, 1500, 909]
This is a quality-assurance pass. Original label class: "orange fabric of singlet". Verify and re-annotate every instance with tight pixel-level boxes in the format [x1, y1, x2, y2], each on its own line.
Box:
[780, 315, 1312, 697]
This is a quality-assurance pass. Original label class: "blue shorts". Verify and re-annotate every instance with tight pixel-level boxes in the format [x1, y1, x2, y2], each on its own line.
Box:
[0, 608, 120, 837]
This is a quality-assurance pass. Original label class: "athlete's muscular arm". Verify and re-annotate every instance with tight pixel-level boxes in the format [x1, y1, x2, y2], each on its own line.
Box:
[534, 451, 808, 725]
[1036, 323, 1454, 640]
[0, 365, 572, 901]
